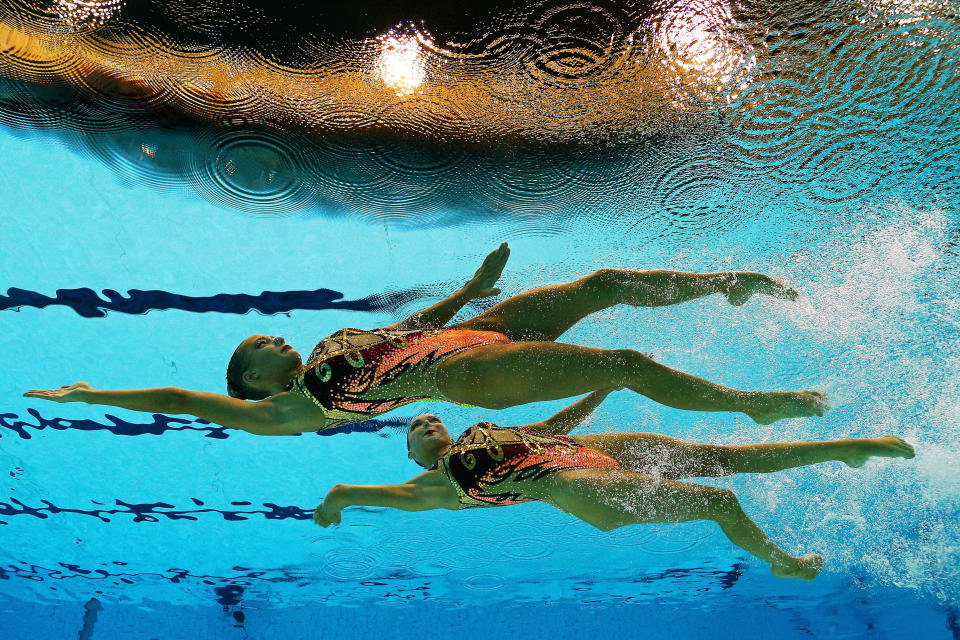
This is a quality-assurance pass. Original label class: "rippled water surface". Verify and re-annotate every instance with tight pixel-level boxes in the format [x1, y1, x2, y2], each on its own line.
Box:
[1, 0, 956, 221]
[1, 0, 959, 637]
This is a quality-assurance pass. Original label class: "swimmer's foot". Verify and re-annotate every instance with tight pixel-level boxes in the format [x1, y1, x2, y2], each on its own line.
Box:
[842, 436, 916, 468]
[723, 272, 799, 306]
[771, 553, 824, 581]
[746, 390, 829, 425]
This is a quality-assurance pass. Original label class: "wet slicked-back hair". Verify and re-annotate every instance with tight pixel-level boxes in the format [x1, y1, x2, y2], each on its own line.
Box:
[226, 344, 267, 401]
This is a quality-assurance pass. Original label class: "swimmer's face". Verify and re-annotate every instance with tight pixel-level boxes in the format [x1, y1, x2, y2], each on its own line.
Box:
[238, 334, 302, 388]
[407, 414, 453, 467]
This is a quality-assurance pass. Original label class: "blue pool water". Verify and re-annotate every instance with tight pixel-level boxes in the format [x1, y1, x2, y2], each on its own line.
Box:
[1, 0, 959, 637]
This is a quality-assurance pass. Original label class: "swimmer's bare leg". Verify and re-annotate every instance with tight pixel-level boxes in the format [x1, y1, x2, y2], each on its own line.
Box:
[570, 434, 916, 479]
[437, 342, 827, 424]
[547, 469, 823, 580]
[452, 269, 797, 341]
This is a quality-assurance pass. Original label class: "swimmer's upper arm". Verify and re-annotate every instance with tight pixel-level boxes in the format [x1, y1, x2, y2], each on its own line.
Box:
[172, 389, 326, 435]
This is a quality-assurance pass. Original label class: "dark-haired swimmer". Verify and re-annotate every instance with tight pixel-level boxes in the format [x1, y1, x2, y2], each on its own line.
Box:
[313, 390, 915, 580]
[25, 243, 827, 435]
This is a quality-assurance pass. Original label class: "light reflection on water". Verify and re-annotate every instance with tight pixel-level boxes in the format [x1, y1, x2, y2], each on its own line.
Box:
[376, 27, 428, 98]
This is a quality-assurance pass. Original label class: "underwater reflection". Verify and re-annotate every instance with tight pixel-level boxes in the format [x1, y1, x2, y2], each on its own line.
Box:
[0, 0, 956, 219]
[0, 0, 725, 142]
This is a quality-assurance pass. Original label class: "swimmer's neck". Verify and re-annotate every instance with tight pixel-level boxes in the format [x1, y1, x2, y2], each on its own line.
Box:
[424, 443, 453, 468]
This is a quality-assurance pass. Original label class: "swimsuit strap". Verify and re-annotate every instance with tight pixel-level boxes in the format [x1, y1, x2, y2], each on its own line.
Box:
[305, 327, 425, 366]
[446, 423, 576, 459]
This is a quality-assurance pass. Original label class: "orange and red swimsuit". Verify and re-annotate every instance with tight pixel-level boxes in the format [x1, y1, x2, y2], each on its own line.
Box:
[436, 422, 622, 508]
[290, 327, 510, 430]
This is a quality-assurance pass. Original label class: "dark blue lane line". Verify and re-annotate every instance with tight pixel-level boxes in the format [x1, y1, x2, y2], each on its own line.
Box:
[0, 409, 409, 439]
[0, 284, 442, 318]
[0, 558, 735, 596]
[718, 562, 746, 589]
[0, 497, 322, 525]
[0, 560, 305, 586]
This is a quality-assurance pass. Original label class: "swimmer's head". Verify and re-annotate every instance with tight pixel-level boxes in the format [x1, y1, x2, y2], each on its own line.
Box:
[407, 414, 454, 468]
[227, 335, 302, 400]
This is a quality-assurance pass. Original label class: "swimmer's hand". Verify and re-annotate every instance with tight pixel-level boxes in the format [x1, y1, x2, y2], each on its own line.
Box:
[23, 381, 93, 403]
[465, 242, 510, 298]
[313, 496, 343, 528]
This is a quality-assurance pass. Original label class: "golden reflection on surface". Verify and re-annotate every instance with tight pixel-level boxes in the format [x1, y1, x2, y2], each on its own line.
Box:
[0, 4, 755, 142]
[376, 30, 427, 97]
[653, 0, 755, 104]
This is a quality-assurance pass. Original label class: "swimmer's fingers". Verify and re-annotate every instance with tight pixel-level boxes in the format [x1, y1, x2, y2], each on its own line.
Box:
[312, 505, 329, 527]
[22, 381, 91, 402]
[23, 388, 68, 401]
[312, 502, 342, 528]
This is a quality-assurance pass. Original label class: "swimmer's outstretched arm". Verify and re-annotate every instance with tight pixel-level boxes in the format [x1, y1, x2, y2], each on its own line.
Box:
[385, 242, 510, 331]
[313, 472, 458, 527]
[23, 382, 324, 435]
[520, 388, 617, 436]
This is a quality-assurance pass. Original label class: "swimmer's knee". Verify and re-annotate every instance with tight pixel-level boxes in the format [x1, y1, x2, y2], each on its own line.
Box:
[605, 347, 655, 369]
[708, 489, 742, 520]
[593, 519, 620, 532]
[568, 510, 618, 532]
[579, 268, 624, 294]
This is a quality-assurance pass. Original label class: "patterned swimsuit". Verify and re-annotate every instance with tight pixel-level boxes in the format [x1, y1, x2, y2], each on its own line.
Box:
[436, 423, 622, 508]
[290, 327, 510, 430]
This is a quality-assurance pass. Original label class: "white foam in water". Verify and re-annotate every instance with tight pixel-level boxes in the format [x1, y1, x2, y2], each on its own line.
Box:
[917, 444, 960, 493]
[786, 207, 943, 345]
[752, 205, 960, 602]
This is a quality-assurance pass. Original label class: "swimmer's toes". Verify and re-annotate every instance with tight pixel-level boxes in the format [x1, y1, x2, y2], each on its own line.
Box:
[746, 391, 827, 425]
[770, 283, 799, 301]
[844, 437, 914, 468]
[771, 554, 824, 581]
[886, 436, 916, 459]
[800, 554, 825, 580]
[807, 391, 829, 416]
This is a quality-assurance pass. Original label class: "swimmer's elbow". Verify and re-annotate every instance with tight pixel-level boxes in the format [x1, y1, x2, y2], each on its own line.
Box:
[172, 390, 302, 436]
[163, 387, 192, 415]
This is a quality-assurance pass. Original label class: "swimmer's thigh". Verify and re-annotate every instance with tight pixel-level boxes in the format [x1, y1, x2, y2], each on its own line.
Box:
[546, 469, 723, 530]
[452, 272, 617, 341]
